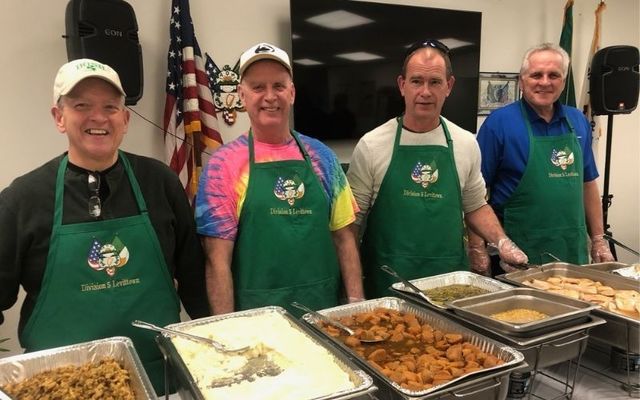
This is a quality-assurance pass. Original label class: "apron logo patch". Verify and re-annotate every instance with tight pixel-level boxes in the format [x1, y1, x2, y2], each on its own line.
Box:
[274, 176, 305, 206]
[87, 236, 130, 277]
[550, 147, 575, 170]
[411, 161, 439, 188]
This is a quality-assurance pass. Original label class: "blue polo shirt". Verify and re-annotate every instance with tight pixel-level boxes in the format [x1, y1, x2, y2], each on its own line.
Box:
[476, 99, 599, 219]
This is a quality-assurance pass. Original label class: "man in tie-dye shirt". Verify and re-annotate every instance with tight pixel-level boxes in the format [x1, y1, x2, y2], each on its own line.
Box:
[195, 43, 364, 316]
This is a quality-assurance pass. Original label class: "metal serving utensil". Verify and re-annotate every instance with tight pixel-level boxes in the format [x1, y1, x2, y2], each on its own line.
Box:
[131, 320, 249, 353]
[291, 302, 386, 343]
[380, 264, 436, 302]
[603, 234, 640, 257]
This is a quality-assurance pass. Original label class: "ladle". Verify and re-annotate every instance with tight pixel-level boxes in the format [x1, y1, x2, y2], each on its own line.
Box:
[291, 302, 387, 343]
[131, 320, 249, 353]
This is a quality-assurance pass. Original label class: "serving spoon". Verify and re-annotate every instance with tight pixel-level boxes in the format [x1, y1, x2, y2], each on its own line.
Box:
[380, 264, 434, 303]
[291, 302, 387, 343]
[131, 320, 249, 353]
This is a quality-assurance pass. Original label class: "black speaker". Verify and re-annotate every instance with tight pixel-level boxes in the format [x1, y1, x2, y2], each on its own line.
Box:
[589, 45, 639, 115]
[65, 0, 143, 105]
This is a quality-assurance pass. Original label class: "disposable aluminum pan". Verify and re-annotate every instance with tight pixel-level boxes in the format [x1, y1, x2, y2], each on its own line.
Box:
[394, 289, 607, 373]
[497, 263, 640, 352]
[447, 288, 597, 337]
[390, 271, 514, 310]
[156, 306, 375, 400]
[300, 297, 525, 399]
[0, 336, 157, 399]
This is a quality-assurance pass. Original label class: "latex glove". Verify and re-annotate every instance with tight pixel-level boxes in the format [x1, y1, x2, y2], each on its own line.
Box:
[497, 237, 528, 271]
[467, 244, 490, 276]
[590, 234, 615, 262]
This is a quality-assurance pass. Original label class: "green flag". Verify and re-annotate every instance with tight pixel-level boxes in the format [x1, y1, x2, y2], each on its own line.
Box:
[559, 0, 576, 106]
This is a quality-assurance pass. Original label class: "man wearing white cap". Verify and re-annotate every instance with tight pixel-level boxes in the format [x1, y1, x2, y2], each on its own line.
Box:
[196, 43, 365, 316]
[0, 58, 211, 394]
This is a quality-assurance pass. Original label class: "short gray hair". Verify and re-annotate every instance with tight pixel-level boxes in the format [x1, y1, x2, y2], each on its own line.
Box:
[520, 43, 570, 79]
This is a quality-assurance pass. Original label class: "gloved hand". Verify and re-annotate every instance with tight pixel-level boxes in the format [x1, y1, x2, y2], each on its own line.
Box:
[467, 244, 490, 276]
[497, 237, 528, 272]
[590, 234, 615, 262]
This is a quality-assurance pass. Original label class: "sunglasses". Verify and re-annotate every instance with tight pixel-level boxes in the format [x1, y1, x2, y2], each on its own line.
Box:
[88, 172, 101, 218]
[405, 39, 450, 59]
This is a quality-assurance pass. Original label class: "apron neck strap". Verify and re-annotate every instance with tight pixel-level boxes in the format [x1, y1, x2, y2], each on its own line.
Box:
[519, 100, 576, 139]
[248, 129, 311, 164]
[394, 116, 453, 147]
[53, 151, 148, 227]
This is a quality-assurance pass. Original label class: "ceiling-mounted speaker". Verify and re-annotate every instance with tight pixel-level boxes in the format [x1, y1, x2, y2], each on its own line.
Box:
[65, 0, 143, 105]
[589, 45, 639, 115]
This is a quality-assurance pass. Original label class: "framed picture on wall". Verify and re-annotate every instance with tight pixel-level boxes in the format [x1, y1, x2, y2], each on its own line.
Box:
[477, 72, 520, 115]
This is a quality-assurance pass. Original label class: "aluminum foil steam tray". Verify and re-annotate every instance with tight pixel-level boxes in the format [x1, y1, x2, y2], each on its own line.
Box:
[300, 297, 525, 399]
[156, 306, 375, 400]
[390, 271, 514, 310]
[0, 336, 157, 399]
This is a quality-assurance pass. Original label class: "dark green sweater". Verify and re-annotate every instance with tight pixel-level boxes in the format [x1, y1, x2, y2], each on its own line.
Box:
[0, 152, 210, 336]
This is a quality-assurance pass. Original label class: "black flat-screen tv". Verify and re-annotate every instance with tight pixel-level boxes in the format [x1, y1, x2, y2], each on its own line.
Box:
[290, 0, 481, 141]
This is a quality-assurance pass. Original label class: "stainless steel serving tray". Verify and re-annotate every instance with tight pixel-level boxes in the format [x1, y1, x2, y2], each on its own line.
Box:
[0, 336, 157, 399]
[583, 262, 640, 281]
[300, 297, 525, 399]
[390, 271, 514, 309]
[497, 262, 640, 352]
[156, 306, 375, 400]
[447, 288, 597, 337]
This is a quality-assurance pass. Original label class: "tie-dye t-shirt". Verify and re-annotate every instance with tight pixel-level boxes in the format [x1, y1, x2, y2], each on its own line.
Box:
[195, 132, 358, 241]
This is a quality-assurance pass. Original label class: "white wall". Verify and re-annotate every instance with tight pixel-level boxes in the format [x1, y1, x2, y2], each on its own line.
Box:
[1, 0, 638, 355]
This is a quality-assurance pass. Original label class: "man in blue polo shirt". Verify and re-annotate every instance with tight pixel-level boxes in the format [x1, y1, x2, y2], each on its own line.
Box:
[468, 43, 614, 276]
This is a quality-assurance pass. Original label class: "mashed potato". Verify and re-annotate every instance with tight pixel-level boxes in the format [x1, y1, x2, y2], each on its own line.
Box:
[172, 312, 355, 399]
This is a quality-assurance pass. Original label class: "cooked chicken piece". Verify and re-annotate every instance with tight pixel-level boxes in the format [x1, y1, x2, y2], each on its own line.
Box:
[547, 288, 581, 299]
[580, 294, 612, 304]
[616, 290, 640, 300]
[529, 279, 551, 290]
[547, 276, 564, 285]
[577, 278, 596, 287]
[615, 297, 637, 313]
[596, 286, 616, 296]
[562, 282, 598, 294]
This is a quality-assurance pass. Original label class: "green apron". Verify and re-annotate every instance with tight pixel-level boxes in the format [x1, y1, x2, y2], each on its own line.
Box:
[20, 152, 181, 394]
[232, 130, 341, 317]
[361, 117, 467, 299]
[502, 102, 589, 265]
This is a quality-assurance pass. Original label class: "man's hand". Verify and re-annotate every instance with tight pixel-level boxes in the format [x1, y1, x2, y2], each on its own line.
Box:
[590, 234, 615, 263]
[468, 244, 490, 276]
[496, 237, 528, 271]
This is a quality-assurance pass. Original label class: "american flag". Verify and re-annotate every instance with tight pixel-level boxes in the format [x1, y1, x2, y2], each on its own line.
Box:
[87, 238, 102, 270]
[274, 176, 286, 198]
[411, 161, 424, 181]
[163, 0, 222, 204]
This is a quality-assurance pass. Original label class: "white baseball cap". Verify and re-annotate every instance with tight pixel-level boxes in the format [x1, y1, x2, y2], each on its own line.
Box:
[53, 58, 126, 105]
[239, 43, 292, 78]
